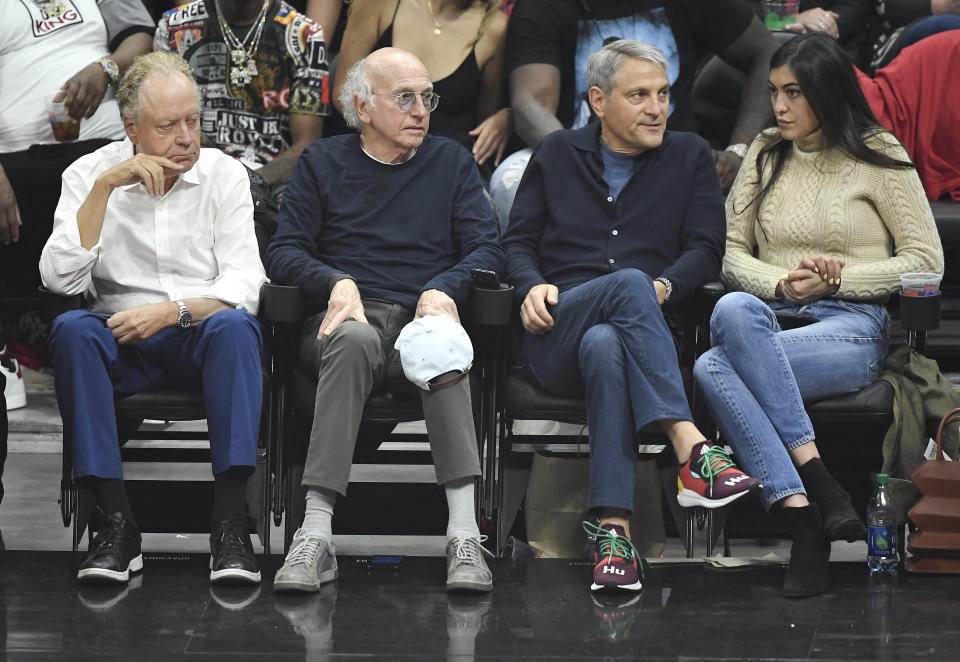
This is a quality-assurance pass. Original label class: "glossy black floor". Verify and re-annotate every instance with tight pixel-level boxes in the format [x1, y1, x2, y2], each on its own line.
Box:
[1, 551, 957, 660]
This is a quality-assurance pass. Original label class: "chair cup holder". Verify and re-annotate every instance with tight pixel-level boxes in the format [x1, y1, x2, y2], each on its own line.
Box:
[470, 284, 515, 326]
[899, 292, 941, 331]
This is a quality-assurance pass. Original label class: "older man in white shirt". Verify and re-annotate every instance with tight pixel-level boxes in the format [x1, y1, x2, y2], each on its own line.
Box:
[40, 52, 267, 586]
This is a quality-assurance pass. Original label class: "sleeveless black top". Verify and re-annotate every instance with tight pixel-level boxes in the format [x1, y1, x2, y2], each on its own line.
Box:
[373, 0, 482, 149]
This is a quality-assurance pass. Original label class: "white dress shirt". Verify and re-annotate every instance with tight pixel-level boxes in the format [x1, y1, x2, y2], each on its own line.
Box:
[40, 138, 267, 315]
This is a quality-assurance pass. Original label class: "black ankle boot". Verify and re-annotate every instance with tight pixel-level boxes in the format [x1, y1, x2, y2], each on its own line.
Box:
[782, 504, 830, 598]
[797, 458, 867, 542]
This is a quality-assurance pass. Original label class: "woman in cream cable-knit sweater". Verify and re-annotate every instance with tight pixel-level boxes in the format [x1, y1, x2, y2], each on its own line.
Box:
[694, 33, 943, 598]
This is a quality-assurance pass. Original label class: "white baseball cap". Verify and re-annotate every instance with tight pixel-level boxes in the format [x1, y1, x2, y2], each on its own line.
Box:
[394, 315, 474, 391]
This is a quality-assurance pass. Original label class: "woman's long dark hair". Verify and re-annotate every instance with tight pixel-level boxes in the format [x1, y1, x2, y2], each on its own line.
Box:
[749, 32, 914, 212]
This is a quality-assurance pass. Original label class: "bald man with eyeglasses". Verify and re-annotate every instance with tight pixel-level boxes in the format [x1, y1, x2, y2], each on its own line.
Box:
[267, 48, 503, 594]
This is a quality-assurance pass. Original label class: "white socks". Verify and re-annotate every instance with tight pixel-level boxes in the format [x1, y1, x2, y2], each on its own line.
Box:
[301, 486, 336, 544]
[445, 477, 481, 540]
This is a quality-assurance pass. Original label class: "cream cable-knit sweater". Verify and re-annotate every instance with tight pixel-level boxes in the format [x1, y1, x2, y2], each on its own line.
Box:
[723, 128, 944, 301]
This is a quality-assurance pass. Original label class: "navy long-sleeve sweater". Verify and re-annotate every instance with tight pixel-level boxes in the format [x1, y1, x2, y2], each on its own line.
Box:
[267, 134, 504, 316]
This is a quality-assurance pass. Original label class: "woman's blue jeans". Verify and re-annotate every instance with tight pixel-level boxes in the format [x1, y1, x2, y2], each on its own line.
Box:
[693, 292, 888, 510]
[518, 269, 693, 514]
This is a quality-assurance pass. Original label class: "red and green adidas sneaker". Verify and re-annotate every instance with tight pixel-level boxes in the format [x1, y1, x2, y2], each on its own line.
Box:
[677, 441, 762, 508]
[582, 521, 643, 592]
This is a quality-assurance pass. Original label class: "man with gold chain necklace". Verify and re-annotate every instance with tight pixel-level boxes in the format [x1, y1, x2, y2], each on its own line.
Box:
[156, 0, 330, 201]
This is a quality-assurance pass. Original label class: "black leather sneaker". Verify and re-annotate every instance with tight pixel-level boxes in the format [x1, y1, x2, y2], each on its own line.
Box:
[77, 512, 143, 583]
[209, 517, 261, 584]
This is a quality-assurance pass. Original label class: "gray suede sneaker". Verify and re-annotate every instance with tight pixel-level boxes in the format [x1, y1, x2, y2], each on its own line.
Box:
[446, 536, 493, 593]
[274, 528, 339, 593]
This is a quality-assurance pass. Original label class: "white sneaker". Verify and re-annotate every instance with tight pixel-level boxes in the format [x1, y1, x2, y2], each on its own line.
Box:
[1, 348, 26, 411]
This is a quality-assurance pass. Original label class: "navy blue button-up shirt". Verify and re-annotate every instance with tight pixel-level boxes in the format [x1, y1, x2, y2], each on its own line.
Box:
[503, 122, 725, 305]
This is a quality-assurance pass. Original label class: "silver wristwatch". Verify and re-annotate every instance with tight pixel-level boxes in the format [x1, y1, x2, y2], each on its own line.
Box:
[654, 277, 673, 302]
[176, 300, 192, 329]
[725, 143, 748, 159]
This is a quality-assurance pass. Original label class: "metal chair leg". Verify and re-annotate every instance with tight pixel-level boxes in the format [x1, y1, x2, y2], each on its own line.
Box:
[706, 510, 715, 557]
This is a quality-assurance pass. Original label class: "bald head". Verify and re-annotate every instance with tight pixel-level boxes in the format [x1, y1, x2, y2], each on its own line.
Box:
[365, 47, 430, 88]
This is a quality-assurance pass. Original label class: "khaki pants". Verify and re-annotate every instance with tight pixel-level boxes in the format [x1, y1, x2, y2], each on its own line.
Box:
[300, 300, 480, 496]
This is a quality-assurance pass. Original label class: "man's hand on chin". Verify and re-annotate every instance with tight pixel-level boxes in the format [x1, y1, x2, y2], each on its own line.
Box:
[416, 289, 460, 323]
[107, 301, 178, 344]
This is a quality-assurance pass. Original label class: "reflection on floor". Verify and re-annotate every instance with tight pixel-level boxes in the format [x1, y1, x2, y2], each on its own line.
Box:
[1, 551, 957, 660]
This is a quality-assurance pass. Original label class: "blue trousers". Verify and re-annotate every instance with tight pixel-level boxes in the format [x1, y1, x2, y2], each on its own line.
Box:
[694, 292, 888, 510]
[518, 270, 693, 513]
[49, 309, 264, 479]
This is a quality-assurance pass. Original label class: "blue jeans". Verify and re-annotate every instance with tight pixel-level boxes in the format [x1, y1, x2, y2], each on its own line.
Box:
[49, 309, 264, 479]
[693, 292, 888, 510]
[518, 270, 693, 513]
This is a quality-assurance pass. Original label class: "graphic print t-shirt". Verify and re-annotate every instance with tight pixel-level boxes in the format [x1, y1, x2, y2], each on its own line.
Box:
[0, 0, 139, 151]
[505, 0, 753, 133]
[156, 0, 331, 168]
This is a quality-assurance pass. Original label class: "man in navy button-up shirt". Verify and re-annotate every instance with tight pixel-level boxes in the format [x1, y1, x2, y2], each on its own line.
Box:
[503, 40, 761, 594]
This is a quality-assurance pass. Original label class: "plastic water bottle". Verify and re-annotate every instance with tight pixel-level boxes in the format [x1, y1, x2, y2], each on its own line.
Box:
[867, 473, 899, 576]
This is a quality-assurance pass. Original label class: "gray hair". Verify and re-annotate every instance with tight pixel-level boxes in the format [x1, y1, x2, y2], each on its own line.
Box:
[117, 51, 203, 121]
[587, 40, 669, 94]
[338, 57, 376, 130]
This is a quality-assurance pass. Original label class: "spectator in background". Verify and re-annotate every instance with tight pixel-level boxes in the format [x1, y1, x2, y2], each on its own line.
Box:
[785, 2, 872, 66]
[0, 0, 153, 292]
[746, 0, 960, 70]
[155, 0, 331, 201]
[333, 0, 512, 173]
[871, 0, 960, 68]
[857, 29, 960, 200]
[305, 0, 348, 47]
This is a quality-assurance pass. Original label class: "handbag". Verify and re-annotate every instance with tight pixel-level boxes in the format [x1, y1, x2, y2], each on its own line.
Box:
[905, 407, 960, 573]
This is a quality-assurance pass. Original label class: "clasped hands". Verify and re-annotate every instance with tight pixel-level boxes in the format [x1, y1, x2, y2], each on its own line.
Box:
[778, 254, 844, 305]
[317, 279, 459, 339]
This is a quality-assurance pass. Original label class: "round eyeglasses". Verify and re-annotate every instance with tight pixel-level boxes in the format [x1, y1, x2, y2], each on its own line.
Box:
[374, 91, 440, 112]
